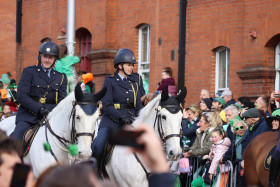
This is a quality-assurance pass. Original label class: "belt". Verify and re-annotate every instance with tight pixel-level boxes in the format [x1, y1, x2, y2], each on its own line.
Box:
[114, 103, 135, 110]
[32, 96, 56, 104]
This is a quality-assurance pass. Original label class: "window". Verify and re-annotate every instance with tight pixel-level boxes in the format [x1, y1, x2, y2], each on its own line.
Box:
[275, 42, 280, 91]
[80, 33, 92, 72]
[215, 47, 230, 93]
[138, 25, 150, 93]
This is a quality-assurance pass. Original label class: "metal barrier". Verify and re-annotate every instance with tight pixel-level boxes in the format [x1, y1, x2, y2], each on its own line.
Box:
[183, 159, 237, 187]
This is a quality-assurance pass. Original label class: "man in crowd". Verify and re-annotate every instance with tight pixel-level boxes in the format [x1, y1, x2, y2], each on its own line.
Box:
[0, 138, 33, 187]
[255, 96, 270, 117]
[211, 97, 225, 111]
[241, 108, 271, 157]
[12, 41, 67, 141]
[221, 90, 236, 108]
[200, 89, 210, 100]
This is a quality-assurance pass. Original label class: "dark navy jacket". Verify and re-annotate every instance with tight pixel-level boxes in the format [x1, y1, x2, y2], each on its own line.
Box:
[16, 65, 67, 124]
[99, 73, 145, 130]
[241, 115, 271, 158]
[181, 117, 200, 147]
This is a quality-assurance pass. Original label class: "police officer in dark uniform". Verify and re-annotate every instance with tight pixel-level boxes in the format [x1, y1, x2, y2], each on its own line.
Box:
[91, 48, 145, 175]
[12, 41, 67, 140]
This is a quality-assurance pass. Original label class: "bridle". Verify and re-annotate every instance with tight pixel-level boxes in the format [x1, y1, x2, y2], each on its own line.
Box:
[44, 100, 98, 162]
[70, 101, 98, 143]
[153, 105, 182, 150]
[135, 103, 183, 179]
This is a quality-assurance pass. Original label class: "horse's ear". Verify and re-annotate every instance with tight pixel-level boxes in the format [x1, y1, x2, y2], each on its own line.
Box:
[94, 87, 107, 101]
[75, 83, 84, 101]
[161, 85, 169, 102]
[176, 87, 187, 103]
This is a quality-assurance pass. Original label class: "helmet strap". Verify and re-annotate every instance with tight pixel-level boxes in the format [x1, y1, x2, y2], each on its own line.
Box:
[121, 63, 130, 76]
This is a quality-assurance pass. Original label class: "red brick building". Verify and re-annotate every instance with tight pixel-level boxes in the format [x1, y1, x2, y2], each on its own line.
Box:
[1, 0, 280, 105]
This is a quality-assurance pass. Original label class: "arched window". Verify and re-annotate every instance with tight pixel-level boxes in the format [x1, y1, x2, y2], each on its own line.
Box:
[215, 47, 230, 93]
[138, 24, 150, 93]
[275, 42, 280, 91]
[80, 33, 92, 72]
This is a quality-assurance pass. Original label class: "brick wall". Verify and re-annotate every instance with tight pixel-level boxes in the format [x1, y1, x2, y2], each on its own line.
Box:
[2, 0, 280, 106]
[0, 0, 16, 79]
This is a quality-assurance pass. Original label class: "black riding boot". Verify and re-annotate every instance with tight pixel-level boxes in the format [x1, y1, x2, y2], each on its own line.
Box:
[92, 152, 103, 179]
[269, 157, 280, 187]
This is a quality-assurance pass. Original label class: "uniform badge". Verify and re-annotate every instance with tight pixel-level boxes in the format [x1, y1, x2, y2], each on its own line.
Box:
[46, 48, 50, 52]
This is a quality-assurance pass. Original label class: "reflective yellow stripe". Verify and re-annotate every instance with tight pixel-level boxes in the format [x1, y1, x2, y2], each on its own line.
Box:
[130, 82, 138, 107]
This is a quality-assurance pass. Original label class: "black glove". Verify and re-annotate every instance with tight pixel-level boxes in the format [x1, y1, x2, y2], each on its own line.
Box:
[200, 158, 208, 166]
[39, 107, 49, 117]
[119, 116, 133, 126]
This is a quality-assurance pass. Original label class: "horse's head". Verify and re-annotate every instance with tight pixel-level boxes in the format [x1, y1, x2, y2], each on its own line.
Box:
[157, 86, 187, 160]
[73, 84, 107, 159]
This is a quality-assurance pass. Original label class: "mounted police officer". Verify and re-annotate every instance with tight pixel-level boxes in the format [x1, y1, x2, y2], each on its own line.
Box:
[12, 41, 67, 141]
[91, 48, 145, 177]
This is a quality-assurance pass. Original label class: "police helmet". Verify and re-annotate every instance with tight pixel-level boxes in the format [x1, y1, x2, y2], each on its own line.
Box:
[114, 48, 137, 68]
[39, 41, 60, 59]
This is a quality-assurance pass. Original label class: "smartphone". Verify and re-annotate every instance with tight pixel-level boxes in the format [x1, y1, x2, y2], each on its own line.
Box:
[109, 129, 145, 150]
[10, 163, 31, 187]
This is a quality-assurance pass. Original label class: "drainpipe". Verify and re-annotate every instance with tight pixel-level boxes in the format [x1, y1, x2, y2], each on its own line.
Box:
[66, 0, 77, 82]
[16, 0, 22, 81]
[178, 0, 187, 93]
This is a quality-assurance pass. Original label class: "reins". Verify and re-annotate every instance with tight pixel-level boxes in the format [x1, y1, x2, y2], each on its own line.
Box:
[136, 104, 182, 179]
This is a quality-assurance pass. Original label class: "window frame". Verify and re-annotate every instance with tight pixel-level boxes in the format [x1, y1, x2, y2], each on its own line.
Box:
[138, 24, 150, 93]
[275, 42, 280, 92]
[215, 47, 230, 93]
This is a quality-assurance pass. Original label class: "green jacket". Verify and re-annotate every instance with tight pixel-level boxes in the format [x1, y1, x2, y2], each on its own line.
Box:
[55, 55, 80, 77]
[190, 127, 214, 157]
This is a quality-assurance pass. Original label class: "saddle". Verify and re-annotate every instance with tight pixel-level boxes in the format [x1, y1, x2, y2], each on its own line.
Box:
[22, 121, 44, 157]
[264, 145, 276, 170]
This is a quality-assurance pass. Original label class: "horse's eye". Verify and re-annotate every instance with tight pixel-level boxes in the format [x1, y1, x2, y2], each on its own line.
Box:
[76, 115, 80, 120]
[162, 115, 166, 120]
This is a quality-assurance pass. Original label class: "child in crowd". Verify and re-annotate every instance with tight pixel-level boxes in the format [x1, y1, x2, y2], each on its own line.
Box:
[192, 128, 231, 187]
[156, 67, 176, 96]
[0, 104, 12, 121]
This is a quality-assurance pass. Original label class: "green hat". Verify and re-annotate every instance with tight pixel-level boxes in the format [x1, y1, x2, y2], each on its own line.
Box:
[0, 74, 10, 85]
[213, 97, 225, 107]
[266, 109, 280, 128]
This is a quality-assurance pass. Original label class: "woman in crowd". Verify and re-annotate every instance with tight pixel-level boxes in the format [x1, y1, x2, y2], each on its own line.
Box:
[181, 104, 202, 151]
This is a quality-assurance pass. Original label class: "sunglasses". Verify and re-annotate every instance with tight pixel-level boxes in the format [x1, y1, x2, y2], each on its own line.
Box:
[234, 125, 245, 131]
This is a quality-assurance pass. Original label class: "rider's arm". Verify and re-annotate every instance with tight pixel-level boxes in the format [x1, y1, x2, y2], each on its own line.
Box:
[17, 67, 44, 114]
[101, 78, 123, 121]
[57, 73, 67, 102]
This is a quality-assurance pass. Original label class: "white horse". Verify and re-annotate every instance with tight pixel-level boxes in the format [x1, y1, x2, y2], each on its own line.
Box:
[0, 85, 106, 178]
[105, 86, 187, 187]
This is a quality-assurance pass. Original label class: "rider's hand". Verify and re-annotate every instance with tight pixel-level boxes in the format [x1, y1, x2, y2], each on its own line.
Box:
[39, 107, 49, 117]
[119, 116, 133, 126]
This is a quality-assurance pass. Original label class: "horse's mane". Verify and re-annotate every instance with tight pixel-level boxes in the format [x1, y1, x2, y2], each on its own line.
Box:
[133, 95, 161, 126]
[47, 92, 75, 119]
